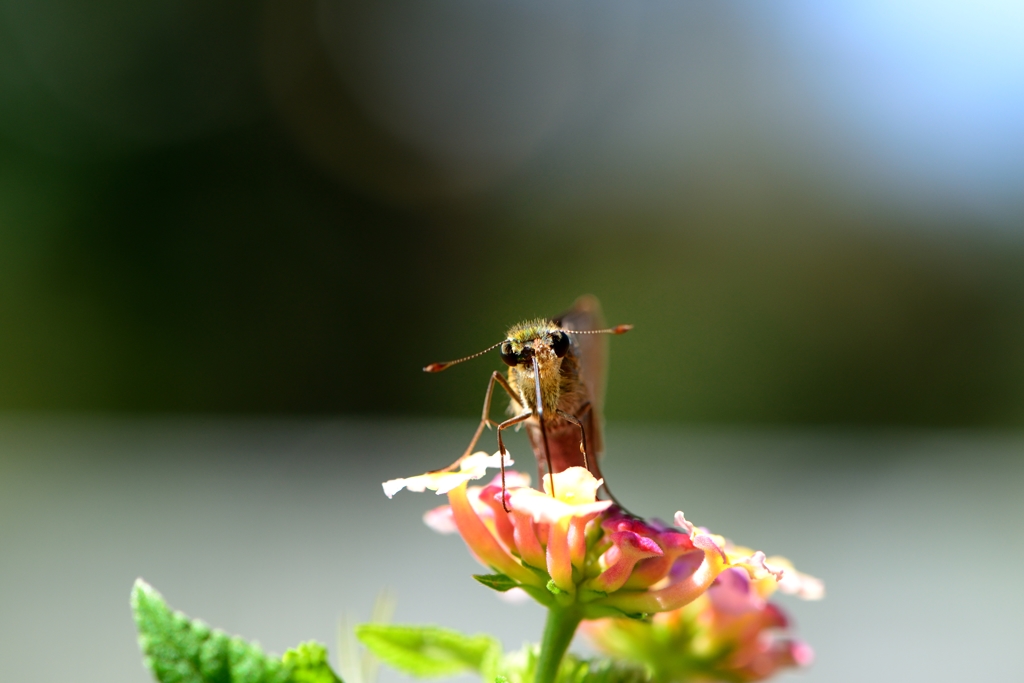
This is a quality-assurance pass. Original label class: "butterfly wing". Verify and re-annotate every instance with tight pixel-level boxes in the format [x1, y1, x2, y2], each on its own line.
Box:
[552, 295, 608, 458]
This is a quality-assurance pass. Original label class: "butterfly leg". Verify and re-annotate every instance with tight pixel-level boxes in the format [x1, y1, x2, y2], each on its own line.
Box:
[436, 371, 518, 473]
[562, 402, 626, 508]
[496, 411, 533, 512]
[463, 371, 518, 459]
[556, 409, 589, 472]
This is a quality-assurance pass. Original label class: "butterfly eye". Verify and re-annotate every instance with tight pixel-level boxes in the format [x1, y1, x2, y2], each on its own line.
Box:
[551, 331, 570, 358]
[500, 343, 520, 367]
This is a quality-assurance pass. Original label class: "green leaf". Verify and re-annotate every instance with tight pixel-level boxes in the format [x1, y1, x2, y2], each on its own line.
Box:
[131, 579, 342, 683]
[561, 658, 650, 683]
[498, 647, 650, 683]
[355, 624, 502, 678]
[518, 585, 556, 608]
[283, 643, 342, 683]
[473, 573, 520, 592]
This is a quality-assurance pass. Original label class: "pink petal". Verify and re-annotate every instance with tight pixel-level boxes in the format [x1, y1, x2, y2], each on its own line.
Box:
[624, 530, 695, 589]
[598, 535, 729, 614]
[422, 505, 457, 534]
[777, 569, 826, 601]
[510, 509, 546, 568]
[708, 568, 765, 616]
[546, 521, 575, 593]
[478, 485, 517, 551]
[790, 640, 815, 667]
[448, 483, 541, 587]
[588, 531, 663, 593]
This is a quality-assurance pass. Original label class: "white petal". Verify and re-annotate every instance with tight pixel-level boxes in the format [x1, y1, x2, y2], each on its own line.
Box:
[381, 451, 513, 498]
[673, 511, 695, 536]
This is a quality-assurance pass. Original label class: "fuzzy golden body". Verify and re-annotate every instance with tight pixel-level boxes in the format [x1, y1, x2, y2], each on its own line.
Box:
[502, 318, 598, 479]
[424, 296, 631, 497]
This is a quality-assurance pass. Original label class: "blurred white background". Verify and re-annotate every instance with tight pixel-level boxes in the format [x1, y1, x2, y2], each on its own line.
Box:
[2, 418, 1021, 683]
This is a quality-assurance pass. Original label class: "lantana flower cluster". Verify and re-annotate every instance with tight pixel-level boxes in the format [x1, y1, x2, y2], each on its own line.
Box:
[583, 557, 821, 682]
[383, 452, 819, 626]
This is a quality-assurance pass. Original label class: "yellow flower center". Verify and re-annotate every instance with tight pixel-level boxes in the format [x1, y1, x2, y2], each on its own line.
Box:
[542, 466, 603, 505]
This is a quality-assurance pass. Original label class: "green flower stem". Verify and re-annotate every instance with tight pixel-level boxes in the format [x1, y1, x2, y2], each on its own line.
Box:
[534, 606, 583, 683]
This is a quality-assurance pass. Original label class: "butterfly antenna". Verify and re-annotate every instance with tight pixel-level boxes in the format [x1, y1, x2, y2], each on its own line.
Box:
[569, 324, 633, 335]
[423, 341, 503, 373]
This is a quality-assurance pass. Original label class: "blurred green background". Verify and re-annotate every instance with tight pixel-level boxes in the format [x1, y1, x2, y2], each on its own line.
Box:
[3, 0, 1024, 425]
